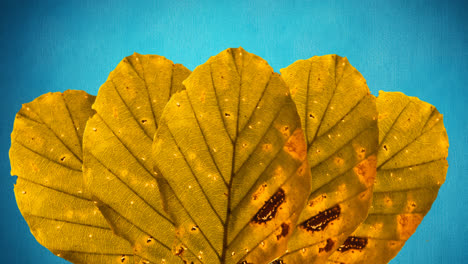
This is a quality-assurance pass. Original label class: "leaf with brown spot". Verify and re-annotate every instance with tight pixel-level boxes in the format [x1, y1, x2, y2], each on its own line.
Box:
[10, 90, 138, 263]
[328, 91, 449, 264]
[82, 53, 192, 263]
[276, 55, 379, 263]
[153, 47, 311, 264]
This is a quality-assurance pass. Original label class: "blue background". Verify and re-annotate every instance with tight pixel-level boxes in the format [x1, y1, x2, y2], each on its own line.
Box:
[1, 0, 466, 263]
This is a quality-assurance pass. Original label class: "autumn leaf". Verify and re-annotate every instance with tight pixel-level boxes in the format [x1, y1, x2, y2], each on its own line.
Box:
[10, 90, 137, 264]
[152, 47, 311, 264]
[273, 55, 378, 263]
[82, 53, 192, 263]
[327, 91, 449, 264]
[10, 49, 449, 264]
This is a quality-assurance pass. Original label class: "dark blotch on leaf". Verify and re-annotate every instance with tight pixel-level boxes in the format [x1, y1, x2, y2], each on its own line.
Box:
[319, 238, 335, 253]
[251, 188, 285, 224]
[337, 236, 368, 253]
[300, 204, 340, 232]
[276, 223, 290, 240]
[174, 245, 185, 256]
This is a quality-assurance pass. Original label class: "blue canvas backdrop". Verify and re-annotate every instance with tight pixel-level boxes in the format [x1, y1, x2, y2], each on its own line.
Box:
[1, 0, 466, 263]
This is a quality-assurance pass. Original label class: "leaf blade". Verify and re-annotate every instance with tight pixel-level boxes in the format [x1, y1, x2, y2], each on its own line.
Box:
[153, 48, 311, 264]
[10, 90, 137, 264]
[82, 53, 193, 263]
[275, 55, 378, 263]
[328, 91, 449, 264]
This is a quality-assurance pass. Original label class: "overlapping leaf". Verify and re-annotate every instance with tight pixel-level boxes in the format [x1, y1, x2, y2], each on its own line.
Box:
[152, 47, 311, 264]
[10, 49, 449, 264]
[82, 53, 191, 263]
[272, 55, 378, 263]
[328, 91, 449, 264]
[10, 90, 137, 263]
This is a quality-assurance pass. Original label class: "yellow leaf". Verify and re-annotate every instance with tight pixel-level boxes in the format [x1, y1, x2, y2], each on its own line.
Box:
[328, 91, 449, 264]
[152, 47, 311, 264]
[274, 55, 378, 263]
[10, 90, 137, 264]
[83, 53, 192, 263]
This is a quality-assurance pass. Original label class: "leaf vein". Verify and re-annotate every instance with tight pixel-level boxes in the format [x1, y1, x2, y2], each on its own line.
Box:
[378, 110, 441, 169]
[60, 93, 83, 152]
[17, 111, 83, 163]
[13, 139, 82, 172]
[109, 80, 153, 140]
[165, 125, 225, 225]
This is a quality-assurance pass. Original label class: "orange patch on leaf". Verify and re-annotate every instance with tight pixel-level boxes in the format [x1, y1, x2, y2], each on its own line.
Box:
[283, 129, 307, 161]
[353, 155, 377, 188]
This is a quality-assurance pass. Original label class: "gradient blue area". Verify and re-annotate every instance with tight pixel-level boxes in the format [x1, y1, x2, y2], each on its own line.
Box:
[1, 0, 466, 263]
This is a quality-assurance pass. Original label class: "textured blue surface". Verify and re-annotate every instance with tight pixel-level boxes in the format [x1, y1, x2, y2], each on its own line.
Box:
[1, 0, 467, 263]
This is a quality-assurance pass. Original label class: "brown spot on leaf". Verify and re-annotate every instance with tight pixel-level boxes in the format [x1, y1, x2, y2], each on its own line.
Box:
[252, 183, 267, 201]
[276, 223, 290, 240]
[300, 205, 340, 232]
[319, 239, 335, 253]
[334, 156, 344, 166]
[397, 214, 423, 240]
[406, 200, 417, 212]
[283, 129, 307, 161]
[262, 143, 272, 152]
[280, 125, 290, 138]
[356, 147, 366, 160]
[252, 188, 285, 224]
[308, 194, 327, 208]
[384, 196, 393, 207]
[337, 236, 368, 252]
[174, 245, 185, 256]
[353, 155, 377, 188]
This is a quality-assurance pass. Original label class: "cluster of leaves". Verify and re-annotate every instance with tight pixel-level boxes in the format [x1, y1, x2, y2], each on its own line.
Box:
[10, 48, 449, 264]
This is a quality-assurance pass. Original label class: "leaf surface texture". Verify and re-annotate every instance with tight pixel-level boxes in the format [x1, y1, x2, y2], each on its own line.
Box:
[275, 55, 378, 263]
[10, 90, 137, 264]
[83, 53, 192, 263]
[328, 91, 449, 264]
[153, 48, 311, 264]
